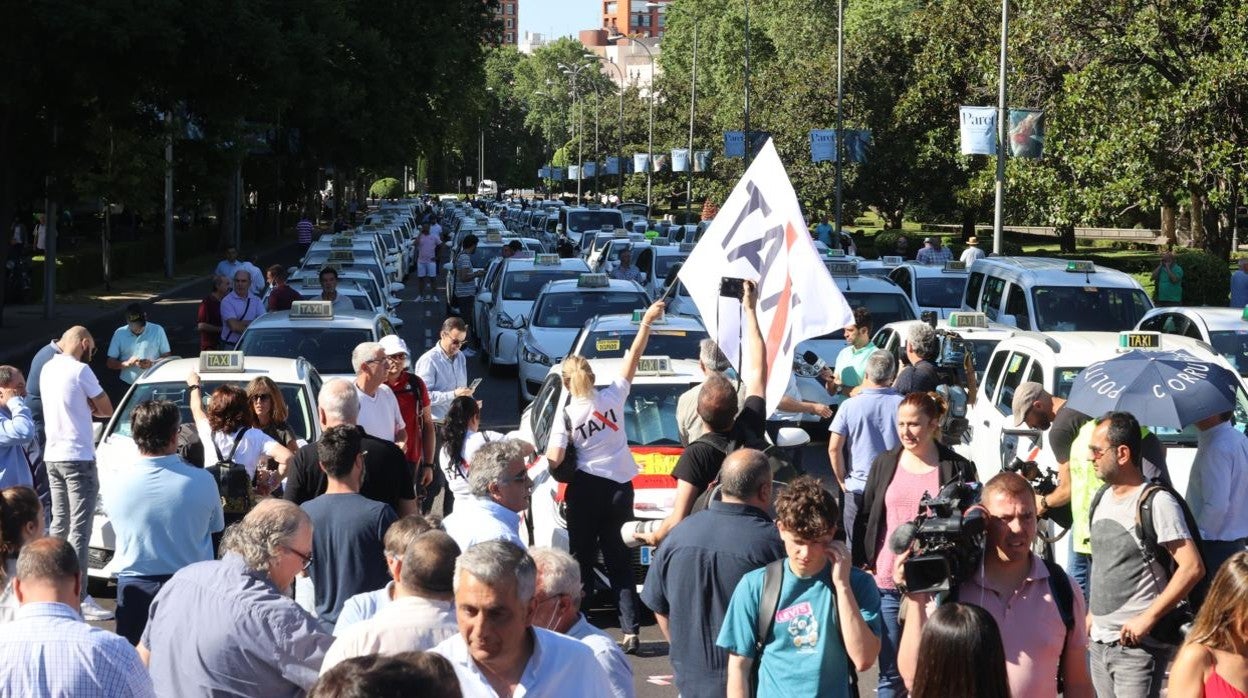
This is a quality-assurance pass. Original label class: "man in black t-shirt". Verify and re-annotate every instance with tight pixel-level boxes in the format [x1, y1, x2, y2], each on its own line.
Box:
[892, 322, 941, 394]
[637, 281, 767, 548]
[284, 378, 418, 517]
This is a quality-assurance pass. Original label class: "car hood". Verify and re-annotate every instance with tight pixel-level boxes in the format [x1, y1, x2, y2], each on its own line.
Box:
[526, 326, 580, 360]
[499, 299, 535, 322]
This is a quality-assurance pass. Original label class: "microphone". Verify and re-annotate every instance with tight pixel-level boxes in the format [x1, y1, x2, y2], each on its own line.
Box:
[802, 350, 828, 373]
[888, 520, 918, 555]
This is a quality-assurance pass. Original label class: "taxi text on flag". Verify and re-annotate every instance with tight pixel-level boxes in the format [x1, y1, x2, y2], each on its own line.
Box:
[678, 139, 854, 414]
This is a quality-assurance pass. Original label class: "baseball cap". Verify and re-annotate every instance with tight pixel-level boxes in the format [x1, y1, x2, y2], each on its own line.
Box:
[1011, 382, 1047, 427]
[379, 334, 410, 358]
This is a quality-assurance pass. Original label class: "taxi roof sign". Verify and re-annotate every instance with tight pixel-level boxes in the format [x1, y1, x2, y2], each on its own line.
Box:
[651, 236, 670, 246]
[631, 308, 667, 324]
[199, 351, 244, 373]
[1066, 260, 1097, 273]
[330, 236, 353, 248]
[826, 260, 859, 277]
[943, 261, 967, 272]
[679, 242, 697, 253]
[636, 356, 672, 375]
[290, 300, 334, 320]
[1119, 331, 1161, 350]
[613, 228, 630, 238]
[327, 250, 355, 263]
[578, 273, 610, 288]
[882, 255, 903, 266]
[601, 223, 615, 231]
[1242, 305, 1248, 322]
[947, 312, 988, 329]
[826, 248, 846, 258]
[534, 253, 560, 266]
[485, 232, 503, 243]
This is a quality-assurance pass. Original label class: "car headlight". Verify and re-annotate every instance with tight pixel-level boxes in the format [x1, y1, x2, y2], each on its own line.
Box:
[523, 343, 551, 366]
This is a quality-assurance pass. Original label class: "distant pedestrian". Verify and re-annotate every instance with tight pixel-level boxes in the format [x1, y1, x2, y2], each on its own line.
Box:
[335, 515, 434, 634]
[814, 215, 834, 247]
[297, 212, 315, 256]
[830, 306, 875, 397]
[214, 246, 247, 292]
[380, 336, 435, 496]
[315, 266, 354, 312]
[916, 236, 953, 265]
[416, 223, 441, 302]
[441, 440, 531, 552]
[300, 425, 398, 631]
[266, 264, 302, 312]
[140, 499, 334, 696]
[219, 270, 263, 346]
[197, 275, 229, 351]
[1152, 249, 1184, 306]
[431, 541, 613, 696]
[532, 547, 635, 698]
[100, 400, 223, 644]
[41, 326, 113, 621]
[352, 342, 406, 447]
[959, 236, 986, 265]
[894, 235, 911, 260]
[0, 486, 45, 624]
[1231, 258, 1248, 308]
[452, 235, 484, 351]
[0, 367, 36, 491]
[0, 538, 154, 697]
[106, 304, 172, 385]
[320, 530, 459, 673]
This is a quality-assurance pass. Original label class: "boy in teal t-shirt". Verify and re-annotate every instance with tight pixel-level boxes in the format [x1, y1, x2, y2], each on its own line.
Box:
[717, 476, 882, 698]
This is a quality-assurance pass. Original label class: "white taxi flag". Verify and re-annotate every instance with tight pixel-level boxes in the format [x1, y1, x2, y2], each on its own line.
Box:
[677, 139, 854, 415]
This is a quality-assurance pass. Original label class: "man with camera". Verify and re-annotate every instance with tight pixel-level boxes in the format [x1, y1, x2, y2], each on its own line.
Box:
[895, 472, 1093, 698]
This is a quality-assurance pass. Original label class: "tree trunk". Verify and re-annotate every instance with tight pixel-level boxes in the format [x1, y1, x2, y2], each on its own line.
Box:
[961, 207, 976, 243]
[1058, 222, 1077, 253]
[0, 110, 15, 322]
[1190, 187, 1207, 249]
[1161, 203, 1177, 247]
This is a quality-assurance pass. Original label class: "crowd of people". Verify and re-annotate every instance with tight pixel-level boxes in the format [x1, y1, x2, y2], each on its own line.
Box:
[0, 200, 1246, 698]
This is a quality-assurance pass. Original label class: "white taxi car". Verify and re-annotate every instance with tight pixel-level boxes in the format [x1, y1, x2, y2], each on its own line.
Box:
[567, 313, 708, 362]
[889, 260, 970, 318]
[517, 275, 652, 404]
[478, 254, 590, 373]
[87, 352, 323, 580]
[521, 355, 698, 576]
[870, 312, 1016, 382]
[234, 301, 396, 380]
[1136, 306, 1248, 377]
[962, 257, 1152, 332]
[796, 259, 918, 366]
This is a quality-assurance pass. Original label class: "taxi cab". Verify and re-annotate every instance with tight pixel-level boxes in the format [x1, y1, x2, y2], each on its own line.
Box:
[289, 265, 400, 312]
[796, 258, 918, 366]
[234, 301, 396, 380]
[478, 253, 590, 373]
[286, 281, 403, 329]
[870, 312, 1016, 382]
[1136, 306, 1248, 377]
[962, 257, 1152, 332]
[520, 355, 698, 577]
[635, 241, 693, 298]
[517, 275, 652, 404]
[561, 205, 625, 245]
[567, 313, 708, 362]
[300, 249, 402, 298]
[308, 234, 399, 282]
[889, 260, 970, 318]
[87, 351, 323, 580]
[441, 232, 538, 314]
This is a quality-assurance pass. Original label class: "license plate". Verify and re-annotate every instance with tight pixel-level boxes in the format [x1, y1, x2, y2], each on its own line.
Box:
[639, 545, 654, 565]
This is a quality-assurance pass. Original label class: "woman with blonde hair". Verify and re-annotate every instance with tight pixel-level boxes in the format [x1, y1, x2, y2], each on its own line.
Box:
[246, 376, 299, 486]
[545, 299, 666, 654]
[1168, 552, 1248, 697]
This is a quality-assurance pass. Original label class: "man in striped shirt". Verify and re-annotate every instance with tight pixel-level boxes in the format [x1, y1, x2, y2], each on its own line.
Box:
[296, 213, 315, 256]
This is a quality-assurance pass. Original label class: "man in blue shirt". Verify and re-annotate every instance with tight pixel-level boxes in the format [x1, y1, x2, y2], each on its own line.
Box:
[814, 215, 834, 248]
[0, 537, 154, 697]
[0, 366, 36, 490]
[827, 350, 903, 544]
[642, 449, 786, 698]
[1232, 258, 1248, 307]
[718, 476, 882, 698]
[105, 304, 172, 385]
[101, 399, 223, 644]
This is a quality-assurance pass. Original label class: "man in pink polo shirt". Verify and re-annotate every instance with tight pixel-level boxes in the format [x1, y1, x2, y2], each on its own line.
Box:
[895, 472, 1094, 698]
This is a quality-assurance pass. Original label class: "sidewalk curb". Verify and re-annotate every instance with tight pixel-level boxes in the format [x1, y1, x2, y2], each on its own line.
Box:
[0, 240, 298, 367]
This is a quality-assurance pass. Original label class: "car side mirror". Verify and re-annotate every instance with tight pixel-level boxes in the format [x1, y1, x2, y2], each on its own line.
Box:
[480, 291, 494, 306]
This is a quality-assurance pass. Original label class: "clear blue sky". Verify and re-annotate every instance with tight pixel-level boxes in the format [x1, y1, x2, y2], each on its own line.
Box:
[520, 0, 600, 40]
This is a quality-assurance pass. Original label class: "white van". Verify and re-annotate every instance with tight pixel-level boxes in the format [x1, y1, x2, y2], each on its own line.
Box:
[962, 257, 1152, 332]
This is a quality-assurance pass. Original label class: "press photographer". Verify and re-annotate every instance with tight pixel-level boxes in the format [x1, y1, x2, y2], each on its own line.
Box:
[895, 472, 1093, 698]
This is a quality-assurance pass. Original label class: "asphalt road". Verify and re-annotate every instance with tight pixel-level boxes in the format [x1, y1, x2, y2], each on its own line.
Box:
[15, 245, 878, 697]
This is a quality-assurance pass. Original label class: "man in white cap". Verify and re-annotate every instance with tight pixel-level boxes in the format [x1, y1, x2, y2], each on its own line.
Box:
[960, 236, 986, 265]
[380, 335, 435, 493]
[916, 236, 953, 265]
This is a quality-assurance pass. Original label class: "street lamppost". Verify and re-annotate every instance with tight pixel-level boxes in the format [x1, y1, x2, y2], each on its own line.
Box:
[648, 1, 696, 222]
[559, 61, 594, 202]
[992, 0, 1009, 255]
[744, 0, 752, 167]
[835, 0, 845, 237]
[596, 56, 627, 204]
[609, 30, 656, 211]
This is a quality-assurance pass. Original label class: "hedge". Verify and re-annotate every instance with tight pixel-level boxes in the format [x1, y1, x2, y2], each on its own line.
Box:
[28, 228, 218, 297]
[866, 230, 1021, 259]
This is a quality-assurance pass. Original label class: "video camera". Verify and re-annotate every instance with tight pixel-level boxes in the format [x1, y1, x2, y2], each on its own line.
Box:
[890, 479, 985, 594]
[1003, 457, 1059, 496]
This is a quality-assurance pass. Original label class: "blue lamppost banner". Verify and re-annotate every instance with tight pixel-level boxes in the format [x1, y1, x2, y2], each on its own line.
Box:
[538, 167, 550, 179]
[634, 153, 651, 174]
[654, 153, 669, 172]
[960, 106, 998, 155]
[845, 130, 872, 164]
[604, 157, 620, 175]
[810, 129, 836, 163]
[671, 148, 690, 172]
[552, 167, 565, 182]
[693, 149, 713, 173]
[568, 165, 581, 181]
[1009, 109, 1045, 159]
[724, 131, 745, 158]
[583, 161, 598, 177]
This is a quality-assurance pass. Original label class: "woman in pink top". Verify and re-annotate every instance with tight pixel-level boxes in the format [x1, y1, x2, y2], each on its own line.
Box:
[853, 392, 978, 698]
[1169, 551, 1248, 697]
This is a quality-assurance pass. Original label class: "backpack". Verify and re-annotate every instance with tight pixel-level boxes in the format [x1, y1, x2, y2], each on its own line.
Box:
[1088, 479, 1206, 643]
[548, 409, 579, 484]
[177, 422, 205, 468]
[753, 559, 858, 698]
[949, 556, 1075, 692]
[207, 430, 253, 516]
[688, 433, 799, 514]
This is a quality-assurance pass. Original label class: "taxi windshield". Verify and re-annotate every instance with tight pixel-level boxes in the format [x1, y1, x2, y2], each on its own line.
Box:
[814, 291, 917, 340]
[567, 210, 623, 233]
[594, 381, 692, 446]
[502, 270, 583, 300]
[654, 254, 688, 281]
[1032, 286, 1151, 332]
[1207, 331, 1248, 377]
[237, 328, 372, 375]
[915, 276, 968, 308]
[111, 380, 316, 443]
[469, 244, 505, 269]
[580, 328, 705, 360]
[533, 291, 650, 328]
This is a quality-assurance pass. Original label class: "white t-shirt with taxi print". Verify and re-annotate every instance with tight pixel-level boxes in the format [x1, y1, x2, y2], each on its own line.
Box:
[548, 377, 636, 484]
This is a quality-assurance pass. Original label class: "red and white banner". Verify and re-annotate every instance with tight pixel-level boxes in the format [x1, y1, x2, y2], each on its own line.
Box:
[678, 139, 853, 415]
